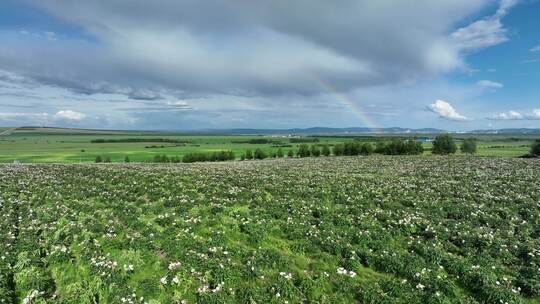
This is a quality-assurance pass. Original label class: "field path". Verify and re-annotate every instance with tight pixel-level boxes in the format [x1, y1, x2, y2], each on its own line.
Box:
[0, 128, 16, 136]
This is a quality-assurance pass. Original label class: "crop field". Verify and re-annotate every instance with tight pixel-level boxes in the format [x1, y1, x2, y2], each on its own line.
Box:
[0, 128, 535, 163]
[1, 156, 539, 303]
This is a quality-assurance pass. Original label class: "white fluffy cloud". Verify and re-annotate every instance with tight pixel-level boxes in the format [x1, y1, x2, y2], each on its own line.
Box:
[54, 110, 86, 121]
[428, 100, 468, 121]
[530, 45, 540, 52]
[488, 109, 540, 120]
[477, 80, 504, 88]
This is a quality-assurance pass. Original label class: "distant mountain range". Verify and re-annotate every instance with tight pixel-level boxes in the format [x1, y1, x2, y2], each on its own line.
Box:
[468, 128, 540, 135]
[186, 127, 540, 135]
[186, 127, 447, 135]
[4, 126, 540, 136]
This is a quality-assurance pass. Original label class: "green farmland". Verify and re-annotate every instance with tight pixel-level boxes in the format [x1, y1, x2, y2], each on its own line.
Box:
[1, 157, 539, 303]
[0, 127, 535, 163]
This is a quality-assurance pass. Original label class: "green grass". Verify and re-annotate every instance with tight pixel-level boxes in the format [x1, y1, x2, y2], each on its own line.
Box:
[0, 129, 536, 163]
[1, 157, 539, 303]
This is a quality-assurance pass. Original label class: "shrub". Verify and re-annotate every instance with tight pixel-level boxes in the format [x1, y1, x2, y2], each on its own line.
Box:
[231, 138, 276, 144]
[321, 145, 331, 156]
[403, 139, 423, 155]
[432, 134, 457, 155]
[383, 140, 404, 155]
[333, 143, 344, 156]
[310, 145, 321, 157]
[277, 148, 284, 158]
[95, 156, 102, 163]
[153, 155, 169, 163]
[297, 144, 311, 157]
[461, 138, 477, 154]
[254, 148, 267, 160]
[343, 142, 360, 155]
[124, 156, 130, 163]
[245, 149, 253, 160]
[182, 151, 234, 163]
[360, 143, 374, 155]
[91, 138, 188, 144]
[290, 137, 319, 143]
[374, 142, 386, 153]
[287, 150, 294, 157]
[531, 139, 540, 156]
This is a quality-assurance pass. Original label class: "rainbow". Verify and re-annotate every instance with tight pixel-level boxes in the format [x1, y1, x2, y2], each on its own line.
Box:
[307, 74, 381, 133]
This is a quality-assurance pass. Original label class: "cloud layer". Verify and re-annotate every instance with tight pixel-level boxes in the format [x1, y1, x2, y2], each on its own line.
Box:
[0, 0, 509, 98]
[0, 0, 531, 130]
[0, 110, 87, 125]
[488, 109, 540, 120]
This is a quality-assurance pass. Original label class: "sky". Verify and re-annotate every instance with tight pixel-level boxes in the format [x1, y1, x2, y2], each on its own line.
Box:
[0, 0, 539, 131]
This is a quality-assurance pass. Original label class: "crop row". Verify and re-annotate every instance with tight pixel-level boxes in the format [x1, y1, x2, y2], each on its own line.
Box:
[0, 156, 539, 303]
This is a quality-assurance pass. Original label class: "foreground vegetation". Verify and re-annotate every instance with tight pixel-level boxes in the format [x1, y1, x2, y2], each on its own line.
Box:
[1, 156, 539, 303]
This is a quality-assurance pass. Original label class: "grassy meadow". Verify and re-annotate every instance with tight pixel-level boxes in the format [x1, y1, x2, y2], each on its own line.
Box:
[1, 157, 539, 303]
[0, 127, 535, 163]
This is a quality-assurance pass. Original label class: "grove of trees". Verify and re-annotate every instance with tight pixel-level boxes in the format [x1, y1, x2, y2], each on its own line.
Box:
[432, 134, 457, 155]
[182, 151, 235, 163]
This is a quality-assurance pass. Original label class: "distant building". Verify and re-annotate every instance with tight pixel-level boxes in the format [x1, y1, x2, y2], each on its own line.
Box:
[417, 137, 434, 143]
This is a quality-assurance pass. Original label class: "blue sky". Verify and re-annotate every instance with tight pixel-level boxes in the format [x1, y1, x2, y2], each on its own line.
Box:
[0, 0, 538, 130]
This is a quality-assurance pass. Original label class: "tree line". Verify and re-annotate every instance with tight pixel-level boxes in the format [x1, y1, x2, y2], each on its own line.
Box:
[91, 138, 188, 144]
[93, 135, 496, 163]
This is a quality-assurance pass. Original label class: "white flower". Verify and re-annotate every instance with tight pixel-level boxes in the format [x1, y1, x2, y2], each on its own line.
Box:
[168, 262, 182, 270]
[160, 276, 168, 285]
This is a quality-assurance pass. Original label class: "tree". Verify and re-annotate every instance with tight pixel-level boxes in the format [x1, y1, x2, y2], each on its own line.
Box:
[277, 148, 284, 158]
[95, 155, 102, 163]
[310, 145, 321, 157]
[374, 142, 386, 154]
[254, 148, 266, 160]
[432, 134, 457, 155]
[344, 142, 360, 155]
[404, 139, 423, 155]
[531, 139, 540, 156]
[384, 140, 405, 155]
[287, 150, 294, 158]
[360, 143, 374, 155]
[321, 145, 331, 156]
[460, 138, 477, 154]
[298, 144, 310, 157]
[124, 156, 130, 163]
[333, 144, 344, 156]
